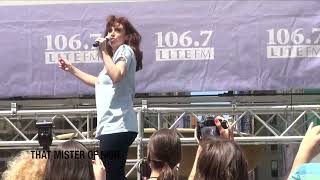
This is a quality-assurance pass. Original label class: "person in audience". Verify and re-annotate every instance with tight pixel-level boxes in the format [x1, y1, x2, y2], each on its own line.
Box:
[146, 128, 181, 180]
[189, 116, 249, 180]
[44, 140, 105, 180]
[287, 124, 320, 180]
[2, 151, 47, 180]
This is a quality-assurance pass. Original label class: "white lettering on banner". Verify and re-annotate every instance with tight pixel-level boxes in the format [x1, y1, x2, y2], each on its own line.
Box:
[267, 45, 320, 58]
[155, 30, 214, 61]
[45, 51, 101, 64]
[156, 48, 214, 61]
[267, 28, 320, 59]
[44, 33, 102, 64]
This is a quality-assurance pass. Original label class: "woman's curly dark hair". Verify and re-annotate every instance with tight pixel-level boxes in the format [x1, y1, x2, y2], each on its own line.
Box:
[104, 15, 143, 71]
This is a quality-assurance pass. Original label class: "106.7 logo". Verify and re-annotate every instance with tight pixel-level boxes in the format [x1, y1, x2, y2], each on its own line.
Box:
[44, 33, 101, 64]
[266, 28, 320, 58]
[155, 30, 214, 61]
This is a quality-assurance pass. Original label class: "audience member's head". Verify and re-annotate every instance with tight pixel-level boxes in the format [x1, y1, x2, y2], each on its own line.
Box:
[147, 128, 181, 180]
[195, 137, 249, 180]
[2, 151, 47, 180]
[44, 140, 95, 180]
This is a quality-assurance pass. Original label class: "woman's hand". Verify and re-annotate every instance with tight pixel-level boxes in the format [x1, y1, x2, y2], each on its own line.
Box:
[92, 155, 106, 180]
[58, 58, 73, 72]
[95, 37, 113, 56]
[190, 125, 203, 180]
[287, 125, 320, 179]
[296, 125, 320, 163]
[214, 116, 234, 140]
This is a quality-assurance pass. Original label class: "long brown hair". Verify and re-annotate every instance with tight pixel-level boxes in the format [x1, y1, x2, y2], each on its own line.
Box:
[147, 128, 181, 180]
[195, 137, 249, 180]
[44, 140, 94, 180]
[104, 15, 143, 71]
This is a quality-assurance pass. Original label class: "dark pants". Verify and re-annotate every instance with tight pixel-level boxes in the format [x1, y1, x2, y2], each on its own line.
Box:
[98, 132, 137, 180]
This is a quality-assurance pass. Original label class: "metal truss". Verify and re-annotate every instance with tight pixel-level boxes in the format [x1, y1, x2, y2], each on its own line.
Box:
[0, 103, 319, 178]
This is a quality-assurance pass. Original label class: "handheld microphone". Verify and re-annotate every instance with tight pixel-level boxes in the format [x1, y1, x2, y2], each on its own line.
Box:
[92, 37, 110, 47]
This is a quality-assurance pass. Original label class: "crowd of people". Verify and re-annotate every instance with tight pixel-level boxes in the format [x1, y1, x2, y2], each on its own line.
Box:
[3, 119, 318, 180]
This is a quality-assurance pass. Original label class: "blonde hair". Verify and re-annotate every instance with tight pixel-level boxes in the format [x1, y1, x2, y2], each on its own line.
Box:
[2, 151, 47, 180]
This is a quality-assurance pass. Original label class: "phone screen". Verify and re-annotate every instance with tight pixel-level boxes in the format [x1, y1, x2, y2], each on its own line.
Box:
[201, 126, 218, 138]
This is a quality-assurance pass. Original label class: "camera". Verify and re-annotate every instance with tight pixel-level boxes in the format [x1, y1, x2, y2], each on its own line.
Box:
[197, 116, 229, 140]
[36, 119, 53, 150]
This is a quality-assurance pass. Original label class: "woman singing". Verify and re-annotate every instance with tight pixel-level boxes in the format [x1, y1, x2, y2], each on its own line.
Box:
[58, 15, 143, 180]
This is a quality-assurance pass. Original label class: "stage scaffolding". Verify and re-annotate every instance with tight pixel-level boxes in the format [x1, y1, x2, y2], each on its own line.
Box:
[0, 99, 319, 178]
